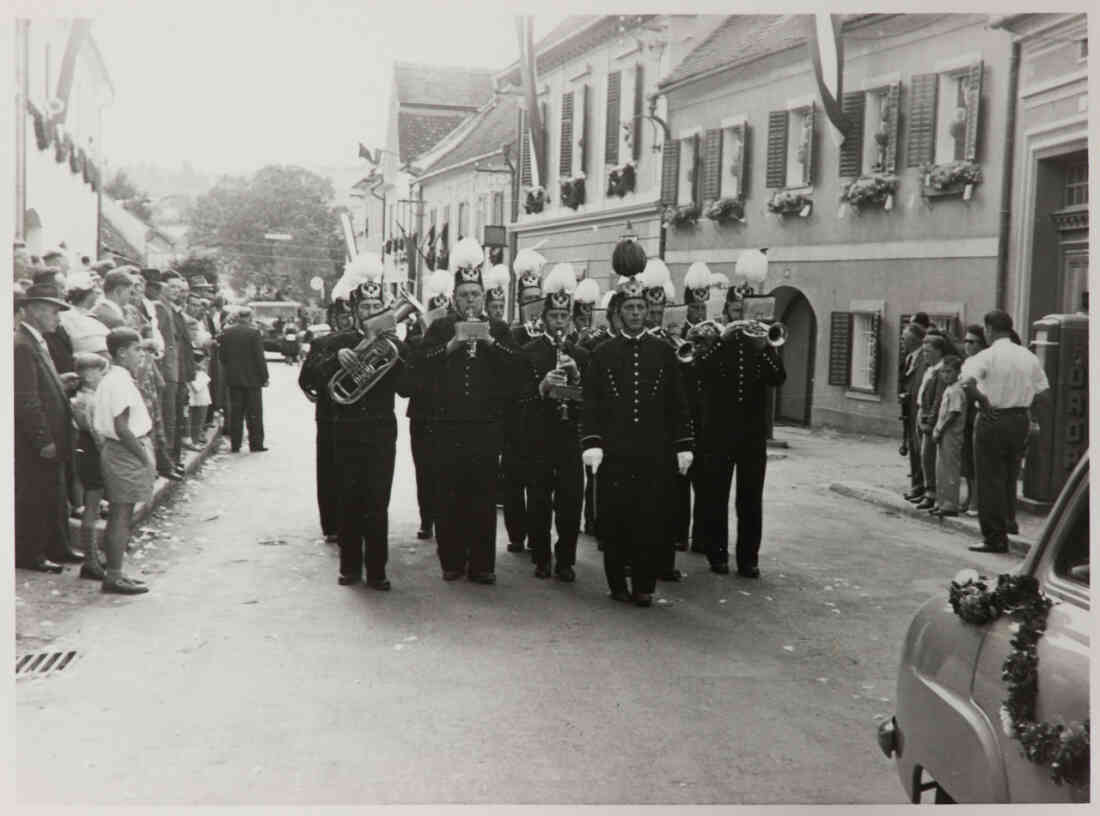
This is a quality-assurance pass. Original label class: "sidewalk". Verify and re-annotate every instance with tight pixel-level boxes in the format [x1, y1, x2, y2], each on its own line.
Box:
[771, 424, 1045, 558]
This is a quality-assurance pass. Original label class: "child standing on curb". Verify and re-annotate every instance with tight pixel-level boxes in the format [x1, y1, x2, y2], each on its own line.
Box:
[71, 352, 110, 579]
[932, 355, 965, 518]
[186, 349, 212, 450]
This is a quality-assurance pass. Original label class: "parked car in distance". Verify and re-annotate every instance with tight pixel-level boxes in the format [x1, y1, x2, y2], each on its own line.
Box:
[249, 301, 303, 353]
[878, 453, 1089, 803]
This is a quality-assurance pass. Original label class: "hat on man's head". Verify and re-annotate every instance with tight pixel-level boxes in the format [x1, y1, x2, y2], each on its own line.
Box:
[450, 236, 486, 290]
[572, 277, 600, 317]
[345, 253, 387, 307]
[140, 268, 161, 283]
[424, 267, 454, 311]
[513, 247, 546, 305]
[22, 281, 71, 310]
[484, 264, 509, 305]
[542, 263, 576, 313]
[640, 258, 673, 306]
[33, 268, 62, 286]
[160, 269, 182, 283]
[611, 238, 647, 278]
[683, 261, 711, 305]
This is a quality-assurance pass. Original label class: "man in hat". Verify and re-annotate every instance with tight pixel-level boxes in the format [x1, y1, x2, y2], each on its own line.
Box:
[692, 286, 786, 579]
[218, 306, 269, 453]
[519, 264, 588, 582]
[157, 272, 194, 474]
[580, 240, 694, 607]
[408, 237, 519, 584]
[299, 256, 404, 589]
[15, 278, 82, 572]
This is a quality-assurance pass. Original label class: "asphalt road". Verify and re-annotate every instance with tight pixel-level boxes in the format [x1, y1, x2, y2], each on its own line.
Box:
[16, 356, 1015, 805]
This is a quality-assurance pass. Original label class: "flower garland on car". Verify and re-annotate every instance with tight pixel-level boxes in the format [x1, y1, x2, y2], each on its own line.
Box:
[662, 203, 700, 228]
[839, 173, 899, 212]
[948, 571, 1090, 788]
[559, 173, 586, 210]
[705, 196, 746, 223]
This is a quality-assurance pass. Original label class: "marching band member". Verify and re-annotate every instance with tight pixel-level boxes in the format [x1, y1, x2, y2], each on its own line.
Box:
[679, 262, 712, 555]
[503, 247, 547, 553]
[571, 278, 602, 537]
[405, 267, 453, 540]
[484, 264, 509, 324]
[693, 285, 786, 579]
[580, 240, 693, 607]
[410, 237, 518, 584]
[519, 263, 588, 582]
[298, 254, 406, 590]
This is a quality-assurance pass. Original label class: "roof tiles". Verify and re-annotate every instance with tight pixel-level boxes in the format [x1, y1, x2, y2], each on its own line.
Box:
[420, 96, 520, 177]
[393, 62, 495, 109]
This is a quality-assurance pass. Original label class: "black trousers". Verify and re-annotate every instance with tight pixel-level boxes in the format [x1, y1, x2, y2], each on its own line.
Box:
[975, 409, 1029, 547]
[598, 456, 670, 596]
[315, 421, 339, 536]
[409, 418, 435, 530]
[526, 435, 583, 568]
[160, 381, 181, 464]
[435, 423, 499, 576]
[582, 466, 596, 535]
[698, 438, 768, 571]
[333, 418, 396, 580]
[15, 457, 64, 566]
[501, 440, 527, 545]
[228, 386, 264, 451]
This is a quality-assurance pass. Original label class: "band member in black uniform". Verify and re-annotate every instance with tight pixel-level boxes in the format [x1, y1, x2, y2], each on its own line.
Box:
[693, 285, 786, 579]
[679, 262, 712, 555]
[519, 264, 588, 582]
[502, 248, 546, 553]
[580, 240, 693, 607]
[409, 237, 519, 584]
[484, 264, 509, 324]
[298, 290, 353, 544]
[579, 289, 620, 542]
[570, 278, 600, 536]
[298, 256, 406, 590]
[405, 268, 453, 540]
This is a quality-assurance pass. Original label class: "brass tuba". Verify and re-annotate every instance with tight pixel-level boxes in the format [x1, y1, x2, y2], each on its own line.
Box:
[327, 288, 426, 405]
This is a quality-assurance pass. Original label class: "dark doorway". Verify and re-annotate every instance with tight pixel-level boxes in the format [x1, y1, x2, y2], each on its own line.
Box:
[770, 286, 816, 426]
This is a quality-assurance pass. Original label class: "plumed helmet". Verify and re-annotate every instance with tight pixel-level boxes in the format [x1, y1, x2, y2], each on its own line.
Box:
[572, 277, 600, 316]
[599, 290, 616, 310]
[514, 247, 546, 305]
[345, 253, 386, 306]
[611, 238, 647, 278]
[450, 236, 485, 289]
[640, 258, 672, 306]
[684, 261, 712, 304]
[542, 263, 576, 313]
[424, 267, 454, 310]
[484, 263, 509, 304]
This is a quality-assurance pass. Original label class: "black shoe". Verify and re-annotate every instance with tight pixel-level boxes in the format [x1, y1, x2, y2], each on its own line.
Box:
[738, 566, 761, 579]
[915, 497, 936, 510]
[1007, 521, 1019, 535]
[416, 527, 433, 540]
[79, 562, 107, 580]
[659, 569, 683, 582]
[968, 543, 1008, 554]
[158, 469, 183, 481]
[468, 572, 496, 585]
[930, 508, 959, 517]
[21, 558, 64, 574]
[555, 566, 576, 583]
[366, 577, 391, 591]
[56, 549, 86, 563]
[609, 590, 632, 603]
[633, 593, 653, 607]
[904, 488, 925, 501]
[533, 562, 551, 579]
[507, 541, 525, 553]
[229, 448, 241, 453]
[710, 562, 730, 575]
[442, 570, 464, 582]
[251, 446, 270, 452]
[338, 574, 361, 586]
[102, 576, 149, 595]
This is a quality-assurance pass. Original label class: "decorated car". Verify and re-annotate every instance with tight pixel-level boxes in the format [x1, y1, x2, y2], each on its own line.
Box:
[878, 453, 1090, 803]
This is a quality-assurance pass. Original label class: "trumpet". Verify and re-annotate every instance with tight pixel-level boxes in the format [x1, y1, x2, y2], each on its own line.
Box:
[723, 319, 787, 347]
[674, 320, 724, 364]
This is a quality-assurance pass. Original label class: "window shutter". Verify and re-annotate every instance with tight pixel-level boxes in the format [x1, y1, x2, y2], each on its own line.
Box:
[828, 312, 853, 387]
[766, 110, 788, 188]
[691, 133, 703, 206]
[659, 139, 680, 206]
[883, 82, 901, 173]
[519, 108, 532, 186]
[734, 124, 749, 198]
[964, 60, 983, 162]
[838, 92, 865, 178]
[801, 103, 816, 186]
[906, 73, 938, 167]
[540, 101, 549, 184]
[605, 70, 621, 164]
[632, 63, 644, 162]
[559, 91, 574, 178]
[702, 128, 722, 203]
[868, 313, 882, 392]
[579, 84, 589, 175]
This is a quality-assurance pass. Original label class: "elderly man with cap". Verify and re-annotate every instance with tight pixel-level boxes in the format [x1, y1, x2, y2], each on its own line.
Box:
[299, 254, 406, 589]
[501, 247, 547, 553]
[518, 263, 589, 582]
[580, 240, 694, 607]
[15, 277, 83, 572]
[408, 237, 519, 584]
[692, 269, 786, 579]
[218, 304, 269, 453]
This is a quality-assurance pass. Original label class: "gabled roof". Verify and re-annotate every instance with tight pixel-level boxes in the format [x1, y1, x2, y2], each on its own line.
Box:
[393, 62, 495, 110]
[398, 111, 471, 164]
[419, 96, 520, 179]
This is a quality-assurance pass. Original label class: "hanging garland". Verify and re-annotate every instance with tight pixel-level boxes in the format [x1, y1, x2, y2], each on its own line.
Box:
[948, 571, 1090, 789]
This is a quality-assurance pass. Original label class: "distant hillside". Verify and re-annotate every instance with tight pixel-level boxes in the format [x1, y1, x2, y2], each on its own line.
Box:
[117, 160, 216, 200]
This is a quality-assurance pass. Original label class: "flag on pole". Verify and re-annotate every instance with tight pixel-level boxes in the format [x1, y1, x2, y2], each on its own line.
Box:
[807, 13, 848, 149]
[516, 15, 546, 187]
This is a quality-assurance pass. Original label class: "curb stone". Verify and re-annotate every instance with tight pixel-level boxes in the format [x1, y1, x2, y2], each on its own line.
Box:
[828, 481, 1034, 558]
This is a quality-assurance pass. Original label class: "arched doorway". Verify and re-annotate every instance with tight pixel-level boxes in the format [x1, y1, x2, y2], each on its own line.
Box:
[769, 285, 816, 426]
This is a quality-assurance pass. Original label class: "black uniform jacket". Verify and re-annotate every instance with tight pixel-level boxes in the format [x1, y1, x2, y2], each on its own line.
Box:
[693, 333, 785, 452]
[298, 329, 408, 433]
[580, 332, 693, 462]
[518, 334, 590, 448]
[14, 325, 73, 463]
[408, 313, 519, 425]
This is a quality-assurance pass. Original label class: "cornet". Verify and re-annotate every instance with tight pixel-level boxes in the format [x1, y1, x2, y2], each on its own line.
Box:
[723, 319, 787, 347]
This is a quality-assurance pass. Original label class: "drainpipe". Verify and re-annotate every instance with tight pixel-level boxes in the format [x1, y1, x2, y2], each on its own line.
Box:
[15, 21, 28, 241]
[995, 39, 1021, 313]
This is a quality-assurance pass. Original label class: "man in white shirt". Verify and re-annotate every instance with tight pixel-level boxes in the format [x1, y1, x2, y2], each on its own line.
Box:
[90, 268, 134, 329]
[960, 309, 1050, 553]
[94, 328, 154, 595]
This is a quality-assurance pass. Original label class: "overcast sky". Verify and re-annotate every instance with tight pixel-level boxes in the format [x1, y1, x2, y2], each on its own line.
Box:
[85, 0, 570, 175]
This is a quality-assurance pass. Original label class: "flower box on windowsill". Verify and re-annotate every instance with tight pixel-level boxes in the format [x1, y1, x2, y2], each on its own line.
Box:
[559, 174, 586, 210]
[662, 203, 701, 228]
[920, 161, 982, 201]
[606, 162, 636, 198]
[524, 186, 547, 215]
[705, 196, 747, 224]
[839, 173, 900, 213]
[767, 190, 813, 218]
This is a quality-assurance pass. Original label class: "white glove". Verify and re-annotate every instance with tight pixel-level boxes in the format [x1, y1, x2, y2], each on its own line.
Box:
[582, 448, 604, 473]
[677, 451, 694, 475]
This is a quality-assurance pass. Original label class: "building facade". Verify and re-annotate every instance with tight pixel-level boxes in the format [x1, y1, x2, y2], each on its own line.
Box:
[658, 14, 1016, 435]
[14, 19, 113, 262]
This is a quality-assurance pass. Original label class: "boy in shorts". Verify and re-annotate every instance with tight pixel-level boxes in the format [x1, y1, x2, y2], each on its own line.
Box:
[94, 328, 154, 595]
[70, 352, 110, 579]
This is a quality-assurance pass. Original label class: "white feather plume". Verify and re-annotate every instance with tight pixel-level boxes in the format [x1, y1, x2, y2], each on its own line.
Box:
[708, 271, 731, 289]
[345, 252, 384, 282]
[599, 291, 615, 309]
[684, 261, 711, 290]
[513, 247, 546, 276]
[543, 263, 576, 296]
[573, 277, 600, 305]
[641, 258, 672, 289]
[484, 263, 510, 291]
[424, 268, 454, 298]
[450, 236, 484, 271]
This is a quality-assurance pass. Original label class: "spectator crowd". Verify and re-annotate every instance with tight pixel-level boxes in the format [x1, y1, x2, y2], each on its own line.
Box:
[13, 243, 239, 595]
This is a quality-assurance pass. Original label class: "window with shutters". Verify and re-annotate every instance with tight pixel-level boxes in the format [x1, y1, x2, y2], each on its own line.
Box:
[935, 73, 968, 165]
[559, 91, 574, 178]
[441, 205, 450, 247]
[631, 63, 645, 163]
[519, 109, 532, 186]
[605, 71, 621, 165]
[772, 104, 814, 191]
[849, 312, 882, 393]
[677, 134, 699, 207]
[721, 123, 747, 199]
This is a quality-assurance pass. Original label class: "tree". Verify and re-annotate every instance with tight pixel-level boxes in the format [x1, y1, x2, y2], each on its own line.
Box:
[187, 165, 346, 303]
[105, 169, 154, 223]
